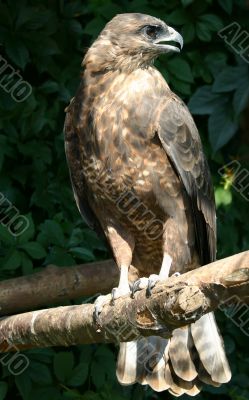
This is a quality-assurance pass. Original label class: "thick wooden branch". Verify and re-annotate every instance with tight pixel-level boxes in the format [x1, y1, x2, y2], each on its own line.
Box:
[0, 251, 249, 352]
[0, 259, 119, 315]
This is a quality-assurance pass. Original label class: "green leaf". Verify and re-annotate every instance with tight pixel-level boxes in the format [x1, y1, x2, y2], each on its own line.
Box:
[90, 361, 106, 389]
[218, 0, 233, 14]
[15, 373, 32, 400]
[94, 346, 115, 361]
[208, 101, 238, 151]
[70, 247, 95, 261]
[0, 382, 7, 400]
[213, 67, 241, 93]
[5, 38, 29, 69]
[205, 52, 227, 76]
[215, 187, 232, 207]
[0, 224, 15, 245]
[233, 85, 249, 116]
[199, 14, 223, 31]
[26, 348, 55, 365]
[39, 220, 65, 247]
[15, 6, 37, 29]
[167, 9, 189, 25]
[20, 241, 46, 259]
[233, 373, 249, 388]
[2, 250, 22, 270]
[89, 346, 116, 388]
[232, 68, 249, 115]
[79, 345, 93, 364]
[182, 23, 195, 43]
[39, 80, 59, 94]
[167, 59, 194, 83]
[67, 361, 89, 387]
[46, 246, 75, 266]
[98, 3, 123, 19]
[83, 16, 106, 37]
[29, 386, 62, 400]
[188, 86, 224, 115]
[170, 77, 191, 95]
[196, 21, 212, 41]
[18, 213, 35, 244]
[21, 252, 33, 275]
[53, 352, 74, 382]
[32, 38, 61, 57]
[223, 335, 236, 354]
[181, 0, 194, 6]
[28, 361, 53, 384]
[0, 4, 12, 28]
[67, 20, 84, 35]
[79, 391, 101, 400]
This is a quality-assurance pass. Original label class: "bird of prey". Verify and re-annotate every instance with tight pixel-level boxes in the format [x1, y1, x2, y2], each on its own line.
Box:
[64, 13, 231, 396]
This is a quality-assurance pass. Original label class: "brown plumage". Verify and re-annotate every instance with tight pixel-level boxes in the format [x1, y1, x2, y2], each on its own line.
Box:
[64, 13, 231, 396]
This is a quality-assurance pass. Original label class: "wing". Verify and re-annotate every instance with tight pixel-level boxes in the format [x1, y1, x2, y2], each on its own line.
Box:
[64, 97, 105, 238]
[156, 94, 216, 264]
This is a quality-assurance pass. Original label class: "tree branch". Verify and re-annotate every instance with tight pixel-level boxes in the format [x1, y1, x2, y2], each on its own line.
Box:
[0, 259, 119, 315]
[0, 251, 249, 352]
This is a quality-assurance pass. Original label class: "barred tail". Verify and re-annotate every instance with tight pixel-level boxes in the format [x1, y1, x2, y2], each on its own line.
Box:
[116, 312, 231, 396]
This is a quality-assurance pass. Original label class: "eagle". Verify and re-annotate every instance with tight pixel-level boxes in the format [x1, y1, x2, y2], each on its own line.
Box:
[64, 13, 231, 396]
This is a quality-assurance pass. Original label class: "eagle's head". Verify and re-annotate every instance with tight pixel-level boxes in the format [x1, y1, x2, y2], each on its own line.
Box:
[84, 13, 183, 72]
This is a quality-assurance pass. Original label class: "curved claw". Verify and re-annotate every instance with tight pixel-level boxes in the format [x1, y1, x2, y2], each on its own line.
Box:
[146, 280, 153, 297]
[146, 274, 160, 297]
[111, 285, 132, 303]
[131, 280, 142, 298]
[93, 294, 112, 327]
[131, 277, 149, 298]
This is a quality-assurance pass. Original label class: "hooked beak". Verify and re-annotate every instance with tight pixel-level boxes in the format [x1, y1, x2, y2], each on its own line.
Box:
[154, 26, 183, 53]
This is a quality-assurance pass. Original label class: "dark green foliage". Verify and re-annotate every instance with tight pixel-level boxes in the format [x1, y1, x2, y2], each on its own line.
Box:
[0, 0, 249, 399]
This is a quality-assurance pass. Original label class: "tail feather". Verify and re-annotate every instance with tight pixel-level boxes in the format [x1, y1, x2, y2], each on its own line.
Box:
[198, 364, 222, 387]
[136, 338, 150, 384]
[184, 383, 202, 397]
[146, 356, 170, 392]
[116, 341, 137, 385]
[191, 312, 231, 383]
[145, 337, 170, 391]
[166, 363, 186, 397]
[169, 374, 201, 396]
[169, 326, 197, 381]
[168, 360, 202, 397]
[116, 312, 231, 396]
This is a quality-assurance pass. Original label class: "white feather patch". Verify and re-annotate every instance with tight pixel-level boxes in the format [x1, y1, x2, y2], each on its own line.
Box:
[116, 341, 137, 385]
[191, 312, 231, 383]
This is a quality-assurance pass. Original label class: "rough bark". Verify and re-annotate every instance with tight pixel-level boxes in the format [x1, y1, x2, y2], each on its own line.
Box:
[0, 251, 249, 352]
[0, 259, 118, 315]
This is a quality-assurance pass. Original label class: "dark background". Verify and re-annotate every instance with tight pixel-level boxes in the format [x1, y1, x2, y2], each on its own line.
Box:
[0, 0, 249, 399]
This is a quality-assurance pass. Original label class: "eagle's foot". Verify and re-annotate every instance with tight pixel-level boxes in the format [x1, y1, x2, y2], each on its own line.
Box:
[131, 274, 160, 297]
[146, 274, 161, 296]
[131, 277, 149, 297]
[111, 284, 131, 301]
[93, 293, 112, 324]
[131, 270, 180, 298]
[94, 283, 131, 325]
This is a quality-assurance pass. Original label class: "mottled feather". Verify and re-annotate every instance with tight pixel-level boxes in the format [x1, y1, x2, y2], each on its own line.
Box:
[64, 12, 230, 397]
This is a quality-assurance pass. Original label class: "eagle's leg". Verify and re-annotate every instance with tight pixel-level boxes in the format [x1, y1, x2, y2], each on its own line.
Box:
[94, 265, 131, 320]
[94, 225, 134, 320]
[147, 254, 173, 295]
[112, 264, 130, 299]
[132, 253, 172, 297]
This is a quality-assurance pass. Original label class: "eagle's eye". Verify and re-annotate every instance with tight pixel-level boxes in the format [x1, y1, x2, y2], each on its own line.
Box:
[144, 25, 162, 40]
